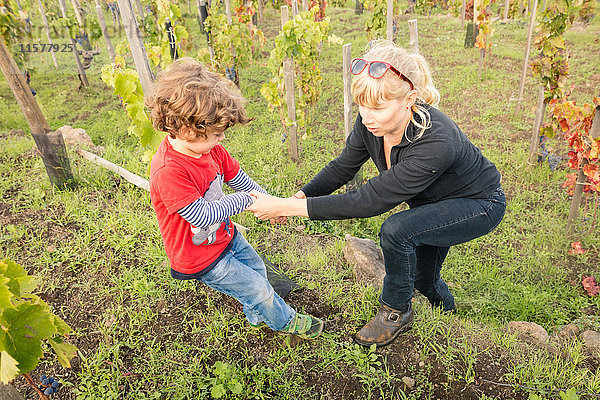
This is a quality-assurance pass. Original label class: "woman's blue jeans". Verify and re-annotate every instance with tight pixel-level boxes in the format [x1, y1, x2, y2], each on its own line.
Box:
[197, 233, 295, 330]
[379, 185, 506, 312]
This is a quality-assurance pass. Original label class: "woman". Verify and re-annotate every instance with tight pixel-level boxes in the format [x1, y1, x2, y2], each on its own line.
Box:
[248, 41, 506, 347]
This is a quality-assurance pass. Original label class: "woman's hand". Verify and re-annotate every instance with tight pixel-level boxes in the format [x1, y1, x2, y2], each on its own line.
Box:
[247, 190, 309, 220]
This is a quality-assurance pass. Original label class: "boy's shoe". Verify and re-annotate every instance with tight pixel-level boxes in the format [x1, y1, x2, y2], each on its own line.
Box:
[249, 322, 268, 330]
[281, 313, 324, 339]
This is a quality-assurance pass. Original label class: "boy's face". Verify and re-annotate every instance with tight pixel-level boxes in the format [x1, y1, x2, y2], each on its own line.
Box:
[172, 130, 226, 158]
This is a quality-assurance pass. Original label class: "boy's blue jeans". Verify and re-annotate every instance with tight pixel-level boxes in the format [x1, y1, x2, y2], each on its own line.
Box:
[198, 233, 295, 331]
[379, 185, 506, 312]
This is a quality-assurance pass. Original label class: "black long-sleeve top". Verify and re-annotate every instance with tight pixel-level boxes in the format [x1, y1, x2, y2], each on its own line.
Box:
[302, 105, 501, 220]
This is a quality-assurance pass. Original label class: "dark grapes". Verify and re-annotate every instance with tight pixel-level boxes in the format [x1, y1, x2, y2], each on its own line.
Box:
[39, 375, 61, 396]
[548, 154, 561, 171]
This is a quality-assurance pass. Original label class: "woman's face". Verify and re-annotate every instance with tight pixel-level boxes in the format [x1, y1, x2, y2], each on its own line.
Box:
[358, 98, 411, 138]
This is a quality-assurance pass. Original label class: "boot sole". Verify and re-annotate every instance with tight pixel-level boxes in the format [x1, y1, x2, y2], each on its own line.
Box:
[353, 320, 414, 348]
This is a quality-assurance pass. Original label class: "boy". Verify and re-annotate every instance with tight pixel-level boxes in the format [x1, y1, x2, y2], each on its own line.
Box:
[145, 58, 323, 339]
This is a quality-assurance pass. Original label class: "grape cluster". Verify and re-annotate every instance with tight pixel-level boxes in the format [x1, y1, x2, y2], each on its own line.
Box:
[39, 374, 61, 396]
[547, 154, 562, 171]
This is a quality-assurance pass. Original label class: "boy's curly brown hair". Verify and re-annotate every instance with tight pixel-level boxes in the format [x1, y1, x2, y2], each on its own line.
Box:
[145, 58, 250, 141]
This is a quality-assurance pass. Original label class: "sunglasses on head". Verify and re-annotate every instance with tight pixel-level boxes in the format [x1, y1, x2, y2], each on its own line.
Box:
[351, 58, 414, 90]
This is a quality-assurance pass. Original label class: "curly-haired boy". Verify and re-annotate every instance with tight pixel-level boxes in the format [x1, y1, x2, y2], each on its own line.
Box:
[145, 58, 323, 339]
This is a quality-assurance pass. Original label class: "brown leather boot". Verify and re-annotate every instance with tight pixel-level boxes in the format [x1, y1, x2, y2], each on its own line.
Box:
[354, 304, 414, 347]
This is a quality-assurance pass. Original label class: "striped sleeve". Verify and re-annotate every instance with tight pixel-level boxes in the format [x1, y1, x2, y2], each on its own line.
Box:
[177, 192, 253, 228]
[226, 168, 268, 194]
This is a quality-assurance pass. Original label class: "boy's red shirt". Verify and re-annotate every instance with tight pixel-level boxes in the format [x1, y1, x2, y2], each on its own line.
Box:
[150, 137, 240, 275]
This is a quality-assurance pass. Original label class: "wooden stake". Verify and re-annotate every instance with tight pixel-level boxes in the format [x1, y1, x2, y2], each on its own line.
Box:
[283, 58, 299, 162]
[527, 85, 546, 165]
[514, 0, 538, 116]
[386, 0, 393, 42]
[36, 0, 58, 68]
[460, 0, 466, 27]
[566, 106, 600, 236]
[257, 0, 264, 25]
[95, 0, 116, 62]
[503, 0, 510, 20]
[302, 0, 307, 12]
[57, 0, 89, 86]
[280, 6, 298, 161]
[343, 44, 362, 190]
[408, 19, 418, 54]
[478, 48, 485, 79]
[225, 0, 232, 24]
[292, 0, 298, 17]
[134, 0, 145, 19]
[0, 39, 74, 189]
[117, 0, 155, 95]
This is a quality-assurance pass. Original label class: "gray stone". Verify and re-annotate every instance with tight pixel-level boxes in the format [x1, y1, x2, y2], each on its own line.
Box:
[581, 330, 600, 353]
[508, 321, 549, 344]
[342, 234, 385, 289]
[56, 125, 104, 152]
[402, 376, 415, 389]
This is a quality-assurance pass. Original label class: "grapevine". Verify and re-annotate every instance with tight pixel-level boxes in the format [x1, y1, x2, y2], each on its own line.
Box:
[261, 7, 342, 139]
[101, 63, 165, 160]
[474, 0, 493, 53]
[544, 98, 600, 195]
[530, 0, 577, 104]
[0, 259, 78, 385]
[364, 0, 386, 39]
[201, 11, 265, 80]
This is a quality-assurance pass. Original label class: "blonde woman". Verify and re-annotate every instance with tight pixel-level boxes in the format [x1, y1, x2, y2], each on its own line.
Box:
[248, 41, 505, 347]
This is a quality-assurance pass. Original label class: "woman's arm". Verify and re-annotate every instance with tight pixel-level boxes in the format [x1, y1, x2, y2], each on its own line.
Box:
[247, 191, 308, 220]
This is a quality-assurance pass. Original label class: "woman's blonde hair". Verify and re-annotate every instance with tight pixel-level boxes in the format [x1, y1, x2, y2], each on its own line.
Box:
[352, 40, 440, 140]
[145, 58, 250, 141]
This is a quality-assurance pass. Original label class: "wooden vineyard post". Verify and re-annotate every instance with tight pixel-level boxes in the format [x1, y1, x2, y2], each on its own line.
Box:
[386, 0, 393, 42]
[478, 48, 485, 79]
[257, 0, 264, 25]
[513, 0, 538, 116]
[503, 0, 510, 20]
[460, 0, 466, 27]
[36, 0, 58, 68]
[57, 0, 89, 86]
[134, 0, 145, 21]
[165, 17, 179, 60]
[566, 106, 600, 236]
[117, 0, 155, 94]
[197, 0, 215, 60]
[69, 0, 93, 51]
[343, 44, 362, 190]
[527, 85, 546, 165]
[408, 19, 418, 54]
[281, 6, 299, 161]
[0, 39, 74, 189]
[94, 0, 116, 62]
[292, 0, 298, 17]
[224, 0, 239, 86]
[302, 0, 308, 12]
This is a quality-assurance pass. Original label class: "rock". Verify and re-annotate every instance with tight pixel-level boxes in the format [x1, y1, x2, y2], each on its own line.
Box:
[508, 321, 549, 344]
[56, 125, 103, 152]
[557, 323, 580, 339]
[401, 376, 415, 389]
[581, 330, 600, 353]
[342, 234, 385, 289]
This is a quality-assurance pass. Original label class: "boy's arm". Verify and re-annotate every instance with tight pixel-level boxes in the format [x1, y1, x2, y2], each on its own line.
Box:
[225, 168, 268, 195]
[178, 192, 253, 228]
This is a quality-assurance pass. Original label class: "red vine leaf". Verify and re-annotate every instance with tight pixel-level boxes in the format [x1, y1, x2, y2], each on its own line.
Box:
[582, 276, 599, 297]
[569, 241, 586, 255]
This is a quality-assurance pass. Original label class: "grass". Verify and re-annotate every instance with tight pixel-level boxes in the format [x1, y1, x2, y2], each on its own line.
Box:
[1, 1, 600, 399]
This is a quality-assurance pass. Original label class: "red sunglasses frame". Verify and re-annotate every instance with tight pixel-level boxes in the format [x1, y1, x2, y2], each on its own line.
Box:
[351, 58, 414, 90]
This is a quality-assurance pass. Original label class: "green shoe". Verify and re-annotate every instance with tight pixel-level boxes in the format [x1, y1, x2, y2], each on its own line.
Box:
[249, 322, 268, 330]
[280, 313, 324, 339]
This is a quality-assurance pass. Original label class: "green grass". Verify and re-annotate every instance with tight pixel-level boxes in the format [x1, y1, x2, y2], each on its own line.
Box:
[1, 3, 600, 399]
